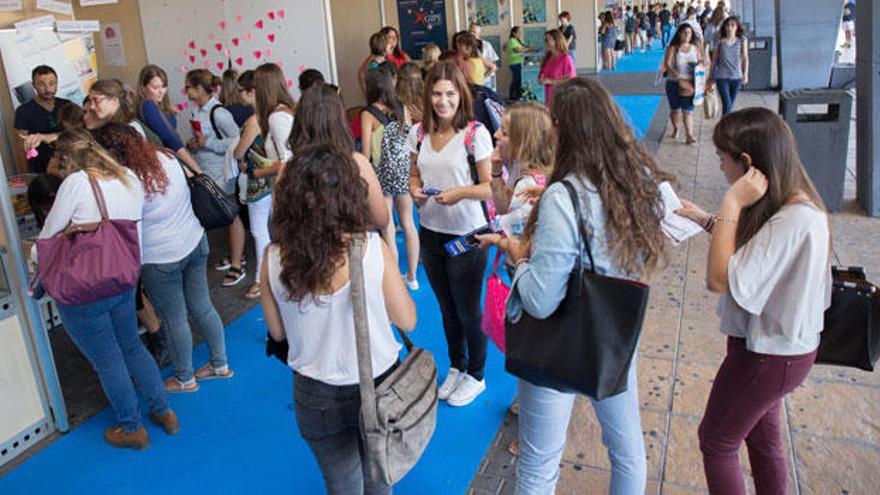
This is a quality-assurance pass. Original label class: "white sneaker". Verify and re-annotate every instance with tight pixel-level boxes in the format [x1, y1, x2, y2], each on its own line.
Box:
[437, 368, 463, 401]
[404, 274, 419, 291]
[447, 373, 486, 407]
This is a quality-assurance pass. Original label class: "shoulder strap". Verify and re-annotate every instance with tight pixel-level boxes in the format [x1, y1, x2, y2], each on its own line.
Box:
[86, 174, 109, 221]
[462, 121, 491, 224]
[415, 122, 426, 152]
[349, 233, 379, 432]
[561, 180, 596, 275]
[209, 104, 224, 139]
[365, 105, 391, 126]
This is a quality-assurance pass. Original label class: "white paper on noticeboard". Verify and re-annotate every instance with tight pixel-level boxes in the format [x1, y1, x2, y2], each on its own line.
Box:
[36, 0, 73, 16]
[56, 20, 100, 32]
[79, 0, 118, 5]
[0, 0, 23, 13]
[100, 22, 126, 66]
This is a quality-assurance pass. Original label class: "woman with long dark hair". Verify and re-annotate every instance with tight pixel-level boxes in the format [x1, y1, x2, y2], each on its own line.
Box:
[708, 16, 749, 115]
[93, 123, 231, 393]
[483, 78, 672, 493]
[381, 25, 410, 67]
[538, 29, 576, 106]
[261, 143, 415, 494]
[663, 23, 702, 144]
[676, 108, 830, 494]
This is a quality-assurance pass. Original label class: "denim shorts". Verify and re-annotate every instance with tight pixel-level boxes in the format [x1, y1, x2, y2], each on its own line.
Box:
[666, 79, 695, 113]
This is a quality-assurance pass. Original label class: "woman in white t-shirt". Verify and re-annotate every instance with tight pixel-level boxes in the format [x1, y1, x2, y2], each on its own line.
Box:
[676, 108, 831, 494]
[408, 61, 493, 407]
[261, 143, 415, 494]
[36, 128, 175, 449]
[93, 123, 231, 394]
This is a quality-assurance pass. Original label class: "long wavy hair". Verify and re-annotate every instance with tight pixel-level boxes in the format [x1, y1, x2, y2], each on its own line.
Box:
[540, 29, 569, 69]
[91, 123, 169, 197]
[289, 83, 353, 155]
[712, 108, 826, 248]
[53, 128, 132, 188]
[397, 62, 424, 122]
[252, 63, 296, 139]
[135, 64, 175, 115]
[527, 78, 671, 277]
[271, 143, 371, 303]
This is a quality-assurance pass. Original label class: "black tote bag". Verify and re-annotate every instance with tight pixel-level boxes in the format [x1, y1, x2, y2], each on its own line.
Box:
[180, 162, 240, 231]
[504, 181, 650, 400]
[816, 267, 880, 371]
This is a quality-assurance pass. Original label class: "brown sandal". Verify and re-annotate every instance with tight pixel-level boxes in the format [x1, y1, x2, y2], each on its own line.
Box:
[244, 283, 261, 300]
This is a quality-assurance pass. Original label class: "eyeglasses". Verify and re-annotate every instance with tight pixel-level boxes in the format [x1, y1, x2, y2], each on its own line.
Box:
[85, 94, 109, 106]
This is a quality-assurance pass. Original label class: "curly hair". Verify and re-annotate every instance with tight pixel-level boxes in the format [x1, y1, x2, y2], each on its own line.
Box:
[270, 143, 371, 303]
[526, 78, 672, 277]
[91, 123, 169, 197]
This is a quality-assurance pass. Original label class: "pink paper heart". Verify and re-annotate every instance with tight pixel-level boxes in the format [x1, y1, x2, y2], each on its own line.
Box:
[298, 64, 306, 73]
[180, 49, 187, 57]
[235, 57, 244, 66]
[215, 43, 223, 51]
[267, 33, 275, 43]
[219, 21, 227, 30]
[286, 79, 293, 88]
[276, 61, 284, 69]
[235, 14, 243, 23]
[224, 49, 230, 57]
[188, 55, 196, 64]
[179, 65, 187, 74]
[216, 61, 224, 71]
[277, 9, 285, 19]
[244, 33, 252, 41]
[253, 50, 262, 59]
[202, 60, 211, 69]
[188, 40, 196, 49]
[264, 48, 272, 57]
[231, 37, 239, 46]
[255, 20, 264, 29]
[200, 48, 207, 57]
[268, 11, 275, 20]
[208, 33, 215, 41]
[176, 102, 185, 111]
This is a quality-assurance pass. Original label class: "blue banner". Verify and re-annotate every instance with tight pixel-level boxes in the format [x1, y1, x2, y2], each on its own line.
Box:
[397, 0, 449, 60]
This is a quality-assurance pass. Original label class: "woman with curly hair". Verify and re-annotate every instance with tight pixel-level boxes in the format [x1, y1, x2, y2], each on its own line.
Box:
[483, 78, 673, 493]
[92, 123, 231, 394]
[261, 143, 416, 493]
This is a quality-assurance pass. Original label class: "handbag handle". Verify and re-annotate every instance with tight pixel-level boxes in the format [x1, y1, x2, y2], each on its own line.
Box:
[350, 232, 380, 432]
[561, 180, 597, 277]
[86, 174, 110, 222]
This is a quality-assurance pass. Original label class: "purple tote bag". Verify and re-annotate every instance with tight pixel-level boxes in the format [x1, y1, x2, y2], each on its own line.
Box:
[36, 175, 140, 306]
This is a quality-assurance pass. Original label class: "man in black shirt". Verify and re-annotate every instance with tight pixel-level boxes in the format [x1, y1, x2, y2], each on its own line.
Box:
[659, 3, 672, 48]
[13, 65, 72, 174]
[558, 11, 577, 65]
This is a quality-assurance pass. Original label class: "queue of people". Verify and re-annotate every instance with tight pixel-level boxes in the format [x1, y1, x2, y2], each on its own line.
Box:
[14, 9, 830, 494]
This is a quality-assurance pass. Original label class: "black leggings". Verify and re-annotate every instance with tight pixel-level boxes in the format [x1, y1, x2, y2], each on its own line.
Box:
[419, 228, 488, 380]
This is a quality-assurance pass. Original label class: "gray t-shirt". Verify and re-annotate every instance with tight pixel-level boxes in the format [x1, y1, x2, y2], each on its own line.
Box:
[717, 202, 831, 355]
[715, 37, 744, 80]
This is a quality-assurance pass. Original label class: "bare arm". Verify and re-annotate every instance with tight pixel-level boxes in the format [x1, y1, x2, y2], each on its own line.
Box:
[408, 152, 428, 207]
[482, 57, 497, 79]
[176, 147, 203, 174]
[354, 152, 390, 228]
[380, 237, 416, 330]
[663, 47, 679, 78]
[741, 37, 749, 84]
[360, 111, 375, 163]
[260, 254, 286, 342]
[708, 46, 719, 85]
[233, 116, 259, 161]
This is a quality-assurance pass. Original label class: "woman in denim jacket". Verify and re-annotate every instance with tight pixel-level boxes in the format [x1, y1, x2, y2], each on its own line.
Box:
[483, 78, 672, 494]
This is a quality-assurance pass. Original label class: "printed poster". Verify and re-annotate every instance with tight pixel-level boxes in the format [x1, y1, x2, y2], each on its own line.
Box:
[100, 22, 126, 66]
[522, 0, 546, 25]
[522, 63, 543, 104]
[0, 0, 22, 13]
[397, 0, 449, 60]
[470, 0, 498, 27]
[523, 27, 545, 55]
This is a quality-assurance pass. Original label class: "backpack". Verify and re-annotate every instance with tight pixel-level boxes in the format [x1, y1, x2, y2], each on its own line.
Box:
[625, 15, 636, 32]
[414, 121, 493, 223]
[639, 13, 649, 30]
[469, 84, 505, 138]
[378, 118, 411, 189]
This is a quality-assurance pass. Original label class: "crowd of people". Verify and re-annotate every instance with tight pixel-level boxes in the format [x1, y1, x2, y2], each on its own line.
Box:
[13, 6, 832, 493]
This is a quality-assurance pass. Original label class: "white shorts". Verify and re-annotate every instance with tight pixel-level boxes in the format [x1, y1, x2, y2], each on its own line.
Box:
[843, 20, 855, 32]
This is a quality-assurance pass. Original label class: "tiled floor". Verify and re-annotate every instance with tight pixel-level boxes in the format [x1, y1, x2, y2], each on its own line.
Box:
[471, 90, 880, 494]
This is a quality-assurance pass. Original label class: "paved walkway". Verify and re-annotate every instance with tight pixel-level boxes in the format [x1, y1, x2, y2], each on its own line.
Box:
[469, 90, 880, 494]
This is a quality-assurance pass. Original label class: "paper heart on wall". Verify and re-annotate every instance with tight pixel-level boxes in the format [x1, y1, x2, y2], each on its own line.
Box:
[188, 40, 196, 49]
[179, 65, 187, 74]
[298, 64, 306, 73]
[217, 61, 224, 71]
[278, 9, 285, 19]
[235, 57, 244, 66]
[231, 37, 239, 46]
[208, 33, 215, 41]
[255, 20, 264, 29]
[286, 79, 293, 88]
[264, 48, 272, 57]
[235, 14, 243, 23]
[180, 49, 187, 57]
[215, 43, 223, 51]
[267, 34, 275, 43]
[253, 50, 262, 59]
[188, 55, 196, 64]
[268, 11, 275, 20]
[202, 60, 211, 69]
[224, 49, 231, 57]
[244, 33, 253, 41]
[200, 48, 207, 57]
[219, 21, 227, 30]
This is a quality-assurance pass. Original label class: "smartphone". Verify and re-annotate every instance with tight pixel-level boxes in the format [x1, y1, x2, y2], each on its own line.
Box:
[423, 188, 442, 196]
[189, 119, 202, 134]
[444, 224, 494, 256]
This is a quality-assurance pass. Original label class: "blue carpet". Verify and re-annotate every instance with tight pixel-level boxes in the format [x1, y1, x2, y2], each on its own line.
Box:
[1, 97, 659, 494]
[605, 39, 666, 74]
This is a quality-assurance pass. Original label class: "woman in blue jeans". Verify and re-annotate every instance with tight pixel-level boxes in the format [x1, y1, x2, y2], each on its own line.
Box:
[708, 16, 749, 115]
[483, 78, 672, 494]
[36, 129, 177, 449]
[93, 123, 232, 394]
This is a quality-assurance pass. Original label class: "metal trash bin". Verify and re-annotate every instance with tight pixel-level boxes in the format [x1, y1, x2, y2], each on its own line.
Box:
[779, 89, 854, 212]
[747, 36, 773, 90]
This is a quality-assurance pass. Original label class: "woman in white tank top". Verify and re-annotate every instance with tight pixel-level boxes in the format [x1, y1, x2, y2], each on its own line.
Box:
[260, 143, 415, 493]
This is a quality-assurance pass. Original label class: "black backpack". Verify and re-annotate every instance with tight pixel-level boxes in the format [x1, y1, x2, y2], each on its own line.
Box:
[625, 15, 636, 32]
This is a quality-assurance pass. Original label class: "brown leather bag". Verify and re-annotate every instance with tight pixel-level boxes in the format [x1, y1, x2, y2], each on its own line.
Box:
[678, 79, 695, 97]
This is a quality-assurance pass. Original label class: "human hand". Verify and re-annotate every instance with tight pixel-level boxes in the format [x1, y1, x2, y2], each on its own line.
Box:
[724, 167, 768, 209]
[20, 133, 43, 151]
[502, 236, 532, 263]
[434, 187, 463, 205]
[195, 134, 207, 148]
[675, 198, 711, 225]
[186, 136, 199, 150]
[742, 76, 748, 87]
[410, 187, 428, 207]
[474, 233, 502, 250]
[515, 185, 545, 205]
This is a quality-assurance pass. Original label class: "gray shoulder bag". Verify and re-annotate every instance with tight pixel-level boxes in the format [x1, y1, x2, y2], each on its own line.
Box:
[349, 233, 438, 485]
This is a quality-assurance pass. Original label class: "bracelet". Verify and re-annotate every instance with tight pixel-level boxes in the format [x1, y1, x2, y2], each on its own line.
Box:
[715, 216, 737, 224]
[491, 171, 504, 178]
[702, 215, 716, 232]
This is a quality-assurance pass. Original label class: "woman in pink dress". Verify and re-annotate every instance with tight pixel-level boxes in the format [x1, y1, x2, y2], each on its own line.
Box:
[538, 29, 576, 107]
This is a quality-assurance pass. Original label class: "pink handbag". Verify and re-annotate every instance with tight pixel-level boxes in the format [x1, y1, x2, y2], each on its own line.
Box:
[36, 175, 141, 306]
[482, 250, 510, 353]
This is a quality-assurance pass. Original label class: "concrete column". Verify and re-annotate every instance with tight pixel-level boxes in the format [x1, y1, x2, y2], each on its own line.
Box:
[775, 0, 839, 91]
[856, 0, 880, 216]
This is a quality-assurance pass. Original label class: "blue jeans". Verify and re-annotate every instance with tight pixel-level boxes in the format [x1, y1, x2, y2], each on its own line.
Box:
[515, 359, 646, 494]
[661, 24, 672, 48]
[56, 288, 170, 432]
[568, 49, 577, 66]
[715, 78, 742, 115]
[141, 234, 227, 383]
[665, 79, 695, 113]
